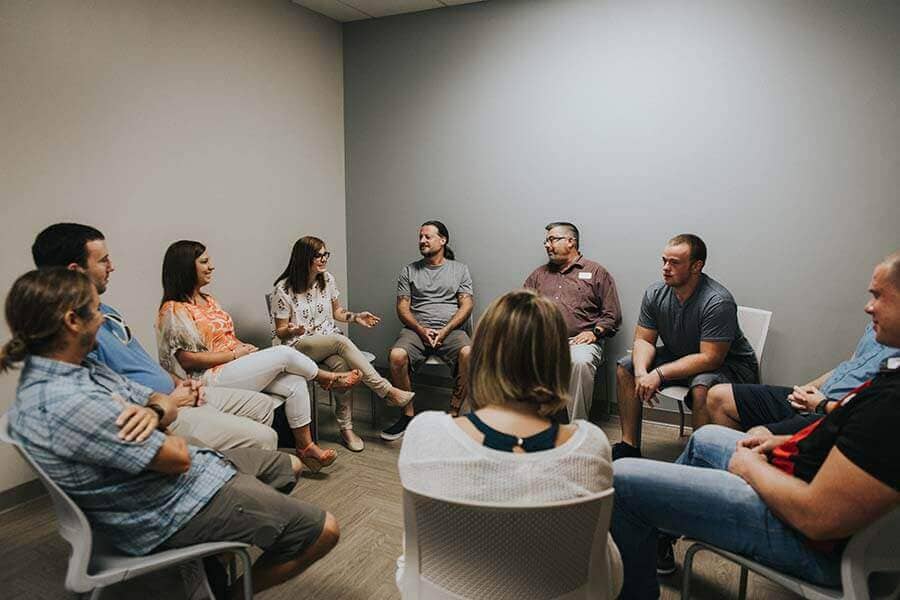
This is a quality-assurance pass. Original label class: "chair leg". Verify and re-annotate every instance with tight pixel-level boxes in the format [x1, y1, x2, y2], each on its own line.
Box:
[678, 400, 686, 437]
[237, 548, 254, 599]
[738, 565, 749, 600]
[370, 389, 377, 426]
[88, 587, 104, 600]
[681, 543, 702, 600]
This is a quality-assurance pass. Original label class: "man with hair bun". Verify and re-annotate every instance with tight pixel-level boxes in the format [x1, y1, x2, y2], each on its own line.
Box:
[382, 220, 474, 441]
[524, 221, 622, 422]
[2, 268, 339, 597]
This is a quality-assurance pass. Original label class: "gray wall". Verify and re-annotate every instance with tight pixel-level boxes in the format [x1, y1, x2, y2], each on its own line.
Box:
[344, 0, 900, 399]
[0, 0, 345, 494]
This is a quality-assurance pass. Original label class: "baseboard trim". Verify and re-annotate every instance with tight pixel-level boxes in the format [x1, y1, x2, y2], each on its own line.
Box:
[0, 479, 45, 514]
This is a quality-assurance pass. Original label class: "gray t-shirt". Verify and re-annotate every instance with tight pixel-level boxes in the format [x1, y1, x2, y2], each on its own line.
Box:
[638, 274, 757, 368]
[397, 259, 474, 328]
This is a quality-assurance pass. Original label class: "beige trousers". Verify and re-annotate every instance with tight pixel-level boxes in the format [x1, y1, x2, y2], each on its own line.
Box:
[292, 333, 391, 430]
[167, 386, 277, 450]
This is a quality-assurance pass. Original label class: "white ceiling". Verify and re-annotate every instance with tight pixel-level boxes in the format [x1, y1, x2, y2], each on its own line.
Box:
[292, 0, 486, 22]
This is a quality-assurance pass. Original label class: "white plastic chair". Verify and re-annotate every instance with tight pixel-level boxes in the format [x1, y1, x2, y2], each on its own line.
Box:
[655, 305, 773, 436]
[682, 504, 900, 599]
[399, 487, 617, 600]
[0, 414, 253, 599]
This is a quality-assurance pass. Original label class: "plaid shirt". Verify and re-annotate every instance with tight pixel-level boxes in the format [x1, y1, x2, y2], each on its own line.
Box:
[8, 355, 235, 556]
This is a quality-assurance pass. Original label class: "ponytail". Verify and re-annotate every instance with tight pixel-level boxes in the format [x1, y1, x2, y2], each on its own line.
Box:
[0, 336, 28, 373]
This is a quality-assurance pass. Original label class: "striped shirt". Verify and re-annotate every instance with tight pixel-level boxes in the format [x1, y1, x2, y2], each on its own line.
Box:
[7, 355, 235, 555]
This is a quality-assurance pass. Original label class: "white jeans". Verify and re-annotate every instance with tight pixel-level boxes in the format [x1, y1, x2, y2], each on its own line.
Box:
[205, 346, 319, 429]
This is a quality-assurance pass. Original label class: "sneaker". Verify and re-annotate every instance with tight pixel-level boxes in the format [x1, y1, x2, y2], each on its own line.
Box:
[380, 414, 412, 441]
[657, 535, 677, 576]
[611, 441, 642, 461]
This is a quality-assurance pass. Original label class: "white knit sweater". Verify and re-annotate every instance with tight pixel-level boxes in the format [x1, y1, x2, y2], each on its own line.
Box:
[397, 411, 622, 596]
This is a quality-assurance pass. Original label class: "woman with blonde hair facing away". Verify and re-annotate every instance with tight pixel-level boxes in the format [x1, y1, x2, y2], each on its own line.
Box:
[272, 236, 414, 452]
[397, 289, 621, 596]
[157, 240, 360, 472]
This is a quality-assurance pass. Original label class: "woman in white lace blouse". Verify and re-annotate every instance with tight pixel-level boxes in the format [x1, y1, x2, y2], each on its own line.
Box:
[272, 236, 414, 452]
[397, 290, 622, 597]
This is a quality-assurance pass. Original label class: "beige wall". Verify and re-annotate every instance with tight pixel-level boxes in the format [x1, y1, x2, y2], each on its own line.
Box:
[0, 0, 345, 493]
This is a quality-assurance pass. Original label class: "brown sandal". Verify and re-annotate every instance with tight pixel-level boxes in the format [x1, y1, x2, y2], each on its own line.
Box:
[321, 369, 362, 391]
[297, 443, 337, 473]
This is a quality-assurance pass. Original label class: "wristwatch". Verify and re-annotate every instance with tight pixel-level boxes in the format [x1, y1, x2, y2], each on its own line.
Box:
[147, 403, 166, 426]
[592, 325, 605, 339]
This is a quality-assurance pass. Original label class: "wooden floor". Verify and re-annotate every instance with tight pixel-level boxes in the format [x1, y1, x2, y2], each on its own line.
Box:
[0, 386, 800, 599]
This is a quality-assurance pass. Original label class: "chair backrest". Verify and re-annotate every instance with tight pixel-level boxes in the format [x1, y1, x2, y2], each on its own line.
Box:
[400, 487, 616, 600]
[737, 306, 772, 363]
[0, 414, 97, 593]
[264, 292, 278, 346]
[840, 504, 900, 599]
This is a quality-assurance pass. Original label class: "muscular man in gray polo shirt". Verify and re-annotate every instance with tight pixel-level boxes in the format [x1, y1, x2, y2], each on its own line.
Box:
[613, 234, 758, 460]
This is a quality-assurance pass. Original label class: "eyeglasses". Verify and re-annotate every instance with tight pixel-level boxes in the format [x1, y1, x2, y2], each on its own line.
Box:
[104, 312, 133, 344]
[314, 251, 331, 261]
[544, 236, 572, 244]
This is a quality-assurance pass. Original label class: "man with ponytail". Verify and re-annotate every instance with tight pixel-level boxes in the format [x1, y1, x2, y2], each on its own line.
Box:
[3, 268, 339, 596]
[383, 220, 475, 441]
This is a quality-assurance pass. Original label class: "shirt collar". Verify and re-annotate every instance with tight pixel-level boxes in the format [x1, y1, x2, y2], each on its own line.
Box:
[551, 254, 584, 274]
[24, 354, 92, 380]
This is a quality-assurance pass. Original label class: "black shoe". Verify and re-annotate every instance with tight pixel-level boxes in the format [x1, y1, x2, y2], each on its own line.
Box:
[611, 441, 642, 461]
[380, 414, 412, 441]
[657, 535, 677, 576]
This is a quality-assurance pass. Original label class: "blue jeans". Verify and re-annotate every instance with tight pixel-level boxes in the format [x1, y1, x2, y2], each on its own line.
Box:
[611, 425, 840, 599]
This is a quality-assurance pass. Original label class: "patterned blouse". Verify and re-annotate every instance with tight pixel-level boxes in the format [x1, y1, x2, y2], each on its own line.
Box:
[156, 295, 241, 379]
[271, 272, 342, 347]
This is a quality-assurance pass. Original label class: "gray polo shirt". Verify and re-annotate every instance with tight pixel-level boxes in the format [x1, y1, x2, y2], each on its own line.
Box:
[638, 274, 757, 368]
[397, 259, 473, 328]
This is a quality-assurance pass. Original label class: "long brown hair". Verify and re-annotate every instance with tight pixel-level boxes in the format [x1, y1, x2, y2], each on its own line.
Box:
[468, 289, 571, 416]
[1, 268, 95, 372]
[161, 240, 207, 305]
[274, 236, 326, 294]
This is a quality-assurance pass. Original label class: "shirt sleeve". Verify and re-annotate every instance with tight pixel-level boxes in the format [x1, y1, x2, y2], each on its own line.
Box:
[397, 266, 411, 298]
[272, 283, 293, 320]
[523, 268, 538, 289]
[49, 389, 166, 474]
[327, 273, 340, 300]
[835, 393, 900, 491]
[457, 264, 474, 296]
[594, 270, 622, 337]
[700, 298, 739, 342]
[637, 287, 658, 331]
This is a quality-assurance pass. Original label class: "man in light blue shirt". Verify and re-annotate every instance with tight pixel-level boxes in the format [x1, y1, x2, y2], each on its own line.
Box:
[3, 268, 338, 595]
[31, 223, 277, 450]
[704, 322, 900, 434]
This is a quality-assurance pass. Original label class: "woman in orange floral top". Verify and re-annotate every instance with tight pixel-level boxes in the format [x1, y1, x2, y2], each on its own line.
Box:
[157, 240, 360, 472]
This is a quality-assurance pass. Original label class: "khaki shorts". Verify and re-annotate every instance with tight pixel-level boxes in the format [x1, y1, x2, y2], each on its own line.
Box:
[391, 328, 471, 373]
[160, 448, 325, 563]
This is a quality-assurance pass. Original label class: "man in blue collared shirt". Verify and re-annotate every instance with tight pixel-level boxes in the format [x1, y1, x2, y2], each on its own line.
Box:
[2, 268, 338, 594]
[31, 222, 277, 450]
[703, 322, 900, 433]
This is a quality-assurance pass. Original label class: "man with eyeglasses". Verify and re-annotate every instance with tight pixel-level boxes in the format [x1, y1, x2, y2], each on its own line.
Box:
[31, 223, 278, 451]
[524, 222, 622, 422]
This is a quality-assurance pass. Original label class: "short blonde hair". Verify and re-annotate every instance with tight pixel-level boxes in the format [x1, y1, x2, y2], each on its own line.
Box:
[469, 289, 571, 416]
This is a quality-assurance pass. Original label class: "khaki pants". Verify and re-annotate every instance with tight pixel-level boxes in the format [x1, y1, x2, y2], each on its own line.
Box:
[292, 334, 390, 430]
[168, 386, 277, 450]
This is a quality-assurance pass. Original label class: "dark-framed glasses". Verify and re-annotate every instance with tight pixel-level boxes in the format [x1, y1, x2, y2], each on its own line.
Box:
[105, 312, 133, 344]
[314, 251, 331, 261]
[544, 236, 571, 244]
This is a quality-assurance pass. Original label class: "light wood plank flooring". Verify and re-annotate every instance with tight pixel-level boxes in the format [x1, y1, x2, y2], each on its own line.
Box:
[0, 386, 799, 599]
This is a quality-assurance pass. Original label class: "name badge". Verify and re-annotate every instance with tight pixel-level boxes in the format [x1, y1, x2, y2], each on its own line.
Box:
[578, 272, 592, 280]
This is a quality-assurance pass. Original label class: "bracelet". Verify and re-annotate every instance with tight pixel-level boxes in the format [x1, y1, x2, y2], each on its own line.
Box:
[347, 312, 356, 323]
[814, 398, 832, 415]
[655, 367, 666, 384]
[147, 403, 166, 428]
